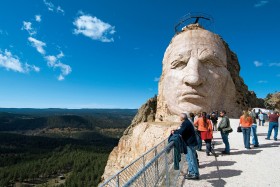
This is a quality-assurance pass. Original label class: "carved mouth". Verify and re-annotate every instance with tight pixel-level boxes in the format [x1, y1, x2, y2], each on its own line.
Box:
[180, 91, 205, 100]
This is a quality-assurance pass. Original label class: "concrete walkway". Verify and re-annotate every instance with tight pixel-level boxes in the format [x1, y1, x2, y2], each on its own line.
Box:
[179, 118, 280, 187]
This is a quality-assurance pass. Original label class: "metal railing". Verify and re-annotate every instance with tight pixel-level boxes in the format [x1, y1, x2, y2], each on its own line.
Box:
[99, 138, 186, 187]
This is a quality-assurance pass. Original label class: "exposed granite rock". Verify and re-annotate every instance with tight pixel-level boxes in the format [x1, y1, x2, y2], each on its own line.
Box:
[223, 41, 265, 111]
[264, 92, 280, 111]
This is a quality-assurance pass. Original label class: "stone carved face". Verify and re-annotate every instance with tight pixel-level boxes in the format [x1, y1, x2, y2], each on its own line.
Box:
[160, 29, 235, 116]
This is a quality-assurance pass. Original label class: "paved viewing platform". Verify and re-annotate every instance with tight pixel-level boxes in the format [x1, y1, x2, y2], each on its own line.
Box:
[179, 119, 280, 187]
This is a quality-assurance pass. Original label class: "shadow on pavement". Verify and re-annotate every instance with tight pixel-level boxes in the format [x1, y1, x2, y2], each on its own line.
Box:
[201, 169, 242, 186]
[258, 142, 280, 148]
[199, 160, 236, 168]
[257, 133, 268, 136]
[207, 178, 226, 187]
[229, 149, 262, 155]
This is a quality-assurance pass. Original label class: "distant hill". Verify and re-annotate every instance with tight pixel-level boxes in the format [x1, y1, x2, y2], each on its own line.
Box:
[0, 108, 137, 132]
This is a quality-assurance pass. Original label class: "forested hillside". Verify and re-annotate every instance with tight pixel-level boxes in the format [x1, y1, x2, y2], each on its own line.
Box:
[0, 108, 136, 187]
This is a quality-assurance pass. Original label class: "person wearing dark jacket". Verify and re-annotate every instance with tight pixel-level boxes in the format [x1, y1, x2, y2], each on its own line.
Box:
[218, 110, 231, 154]
[172, 113, 199, 180]
[168, 133, 187, 170]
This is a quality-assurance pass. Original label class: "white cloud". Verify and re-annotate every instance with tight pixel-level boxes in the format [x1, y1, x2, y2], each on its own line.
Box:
[0, 49, 39, 73]
[22, 21, 36, 35]
[45, 52, 71, 80]
[25, 63, 40, 72]
[45, 55, 57, 66]
[28, 37, 46, 55]
[35, 15, 41, 22]
[254, 0, 269, 7]
[55, 62, 72, 81]
[43, 0, 64, 14]
[258, 80, 268, 83]
[269, 63, 280, 67]
[57, 6, 64, 14]
[73, 13, 116, 42]
[154, 77, 160, 82]
[254, 60, 263, 67]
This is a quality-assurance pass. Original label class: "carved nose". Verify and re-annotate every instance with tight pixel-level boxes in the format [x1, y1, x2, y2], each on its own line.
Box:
[182, 57, 204, 86]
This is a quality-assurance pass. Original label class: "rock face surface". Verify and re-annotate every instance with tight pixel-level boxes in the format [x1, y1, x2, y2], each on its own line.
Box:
[264, 92, 280, 111]
[101, 96, 178, 181]
[101, 24, 264, 182]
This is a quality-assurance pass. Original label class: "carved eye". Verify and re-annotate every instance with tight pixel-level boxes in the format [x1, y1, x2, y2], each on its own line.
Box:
[201, 58, 223, 68]
[171, 60, 187, 70]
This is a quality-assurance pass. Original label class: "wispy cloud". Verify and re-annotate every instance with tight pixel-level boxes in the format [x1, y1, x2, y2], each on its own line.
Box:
[254, 60, 263, 67]
[45, 52, 71, 81]
[22, 21, 36, 35]
[277, 74, 280, 77]
[28, 37, 46, 55]
[0, 49, 39, 73]
[258, 80, 268, 83]
[269, 63, 280, 67]
[43, 0, 64, 14]
[73, 13, 116, 42]
[254, 0, 269, 7]
[0, 29, 8, 36]
[35, 15, 41, 22]
[154, 77, 160, 82]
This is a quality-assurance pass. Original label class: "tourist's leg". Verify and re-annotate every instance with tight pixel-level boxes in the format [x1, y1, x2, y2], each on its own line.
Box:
[205, 139, 211, 154]
[251, 125, 259, 146]
[267, 122, 273, 139]
[274, 124, 278, 140]
[189, 146, 199, 176]
[242, 127, 246, 147]
[246, 128, 251, 148]
[222, 132, 230, 153]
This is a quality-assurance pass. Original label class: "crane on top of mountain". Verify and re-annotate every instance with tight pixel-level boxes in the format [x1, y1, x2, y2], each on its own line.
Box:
[174, 12, 214, 33]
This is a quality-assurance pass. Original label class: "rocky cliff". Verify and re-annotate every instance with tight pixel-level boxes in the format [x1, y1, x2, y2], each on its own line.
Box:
[264, 92, 280, 111]
[223, 41, 265, 111]
[101, 96, 178, 181]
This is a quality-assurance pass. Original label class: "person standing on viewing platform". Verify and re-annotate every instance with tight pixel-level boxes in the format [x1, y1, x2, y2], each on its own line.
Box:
[171, 113, 199, 180]
[258, 111, 265, 126]
[240, 110, 253, 149]
[210, 112, 218, 131]
[218, 110, 231, 154]
[265, 111, 279, 141]
[249, 108, 259, 147]
[194, 112, 216, 156]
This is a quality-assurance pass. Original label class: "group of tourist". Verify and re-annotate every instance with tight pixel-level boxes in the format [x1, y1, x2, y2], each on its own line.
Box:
[171, 109, 280, 180]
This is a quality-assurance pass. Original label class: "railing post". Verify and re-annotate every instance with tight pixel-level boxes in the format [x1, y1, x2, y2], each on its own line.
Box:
[155, 146, 159, 184]
[117, 174, 120, 187]
[143, 155, 147, 187]
[164, 150, 170, 186]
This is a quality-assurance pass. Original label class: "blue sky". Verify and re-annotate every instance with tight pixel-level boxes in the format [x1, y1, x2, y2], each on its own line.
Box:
[0, 0, 279, 109]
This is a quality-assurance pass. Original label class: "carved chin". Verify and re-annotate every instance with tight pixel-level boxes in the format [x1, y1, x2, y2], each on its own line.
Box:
[167, 101, 205, 115]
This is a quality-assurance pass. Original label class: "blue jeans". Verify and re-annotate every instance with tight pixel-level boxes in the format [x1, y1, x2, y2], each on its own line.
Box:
[186, 146, 199, 177]
[241, 127, 251, 148]
[251, 124, 259, 146]
[196, 131, 202, 150]
[267, 122, 279, 140]
[259, 119, 264, 126]
[221, 132, 230, 153]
